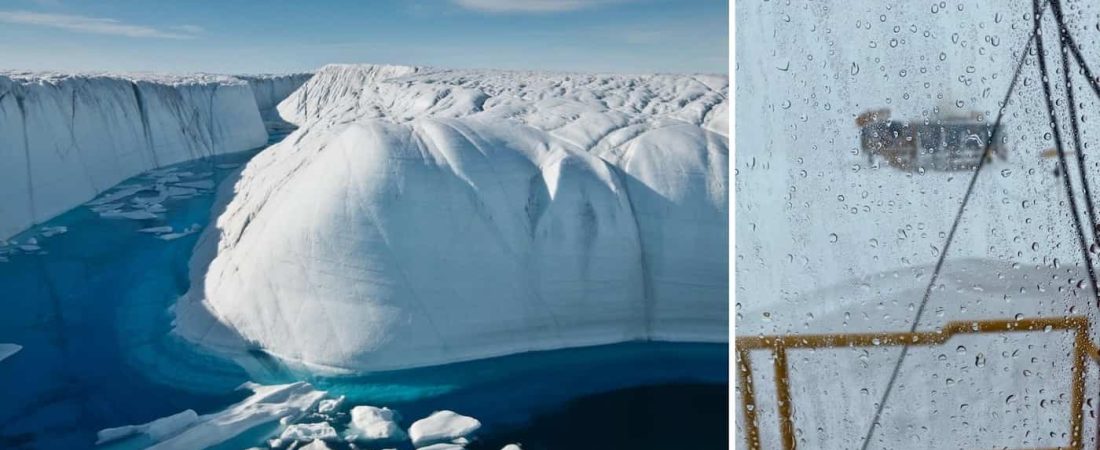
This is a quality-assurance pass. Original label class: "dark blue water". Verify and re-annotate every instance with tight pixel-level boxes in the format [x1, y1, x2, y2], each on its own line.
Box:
[0, 132, 727, 450]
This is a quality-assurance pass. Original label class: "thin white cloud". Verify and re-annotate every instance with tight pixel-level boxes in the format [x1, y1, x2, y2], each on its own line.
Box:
[0, 10, 200, 39]
[170, 24, 205, 34]
[451, 0, 621, 13]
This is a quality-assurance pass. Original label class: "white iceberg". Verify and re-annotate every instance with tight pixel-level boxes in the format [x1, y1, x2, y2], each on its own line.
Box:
[316, 395, 345, 415]
[408, 410, 481, 447]
[174, 64, 728, 373]
[277, 421, 338, 442]
[95, 381, 325, 449]
[346, 405, 405, 442]
[417, 444, 465, 450]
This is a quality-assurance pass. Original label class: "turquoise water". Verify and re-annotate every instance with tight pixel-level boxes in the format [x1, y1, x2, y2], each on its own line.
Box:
[0, 133, 727, 449]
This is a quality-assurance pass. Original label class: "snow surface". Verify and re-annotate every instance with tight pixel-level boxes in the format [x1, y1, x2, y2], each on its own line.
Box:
[174, 63, 728, 372]
[96, 381, 325, 449]
[0, 71, 268, 240]
[408, 410, 481, 447]
[346, 405, 405, 442]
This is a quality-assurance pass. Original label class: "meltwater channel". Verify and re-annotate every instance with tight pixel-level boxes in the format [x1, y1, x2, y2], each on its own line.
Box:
[0, 131, 727, 450]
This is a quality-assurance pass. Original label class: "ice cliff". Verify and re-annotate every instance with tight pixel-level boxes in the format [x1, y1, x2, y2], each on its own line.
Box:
[0, 72, 269, 239]
[238, 73, 313, 125]
[175, 64, 729, 373]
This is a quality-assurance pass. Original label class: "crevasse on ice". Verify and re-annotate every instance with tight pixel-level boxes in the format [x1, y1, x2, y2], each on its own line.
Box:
[0, 71, 297, 240]
[237, 73, 313, 124]
[175, 64, 729, 373]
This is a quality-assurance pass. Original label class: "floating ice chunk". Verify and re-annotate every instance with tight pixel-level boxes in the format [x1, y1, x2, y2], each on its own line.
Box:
[278, 421, 338, 442]
[0, 343, 22, 362]
[299, 440, 335, 450]
[96, 382, 325, 450]
[96, 409, 199, 444]
[174, 179, 216, 190]
[408, 411, 480, 447]
[346, 405, 404, 442]
[86, 186, 147, 207]
[40, 226, 67, 237]
[157, 224, 202, 241]
[163, 186, 200, 198]
[417, 443, 465, 450]
[317, 395, 345, 415]
[139, 226, 175, 234]
[100, 211, 159, 220]
[501, 445, 522, 450]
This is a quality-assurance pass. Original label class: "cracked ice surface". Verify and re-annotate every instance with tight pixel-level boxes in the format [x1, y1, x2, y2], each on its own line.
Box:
[174, 64, 728, 373]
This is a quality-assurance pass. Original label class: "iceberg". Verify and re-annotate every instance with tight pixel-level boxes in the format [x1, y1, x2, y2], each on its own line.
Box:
[0, 71, 269, 240]
[408, 410, 481, 447]
[174, 64, 728, 372]
[417, 444, 465, 450]
[95, 381, 326, 449]
[275, 421, 339, 443]
[95, 409, 199, 445]
[346, 405, 405, 442]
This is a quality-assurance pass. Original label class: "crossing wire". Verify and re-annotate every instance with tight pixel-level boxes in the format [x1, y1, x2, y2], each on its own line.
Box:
[858, 5, 1046, 449]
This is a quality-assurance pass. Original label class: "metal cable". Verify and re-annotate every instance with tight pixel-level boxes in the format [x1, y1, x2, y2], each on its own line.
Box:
[1051, 0, 1100, 303]
[858, 7, 1044, 448]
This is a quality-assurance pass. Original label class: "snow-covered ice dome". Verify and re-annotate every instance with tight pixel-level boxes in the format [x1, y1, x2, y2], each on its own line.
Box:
[173, 64, 729, 373]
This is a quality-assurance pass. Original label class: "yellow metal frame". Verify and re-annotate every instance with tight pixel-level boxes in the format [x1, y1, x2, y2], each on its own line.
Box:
[735, 316, 1100, 450]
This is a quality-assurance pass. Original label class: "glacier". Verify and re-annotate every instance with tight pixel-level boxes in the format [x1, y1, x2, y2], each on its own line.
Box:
[237, 73, 313, 126]
[0, 71, 270, 240]
[174, 63, 729, 373]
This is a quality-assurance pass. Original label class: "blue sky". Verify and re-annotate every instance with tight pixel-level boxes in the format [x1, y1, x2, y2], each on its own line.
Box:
[0, 0, 728, 75]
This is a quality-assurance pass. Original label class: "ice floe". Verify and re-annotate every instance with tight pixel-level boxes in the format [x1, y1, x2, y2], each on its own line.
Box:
[95, 381, 325, 449]
[408, 410, 481, 447]
[346, 405, 405, 442]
